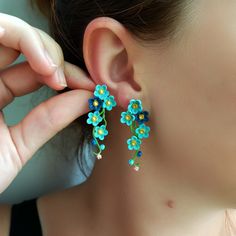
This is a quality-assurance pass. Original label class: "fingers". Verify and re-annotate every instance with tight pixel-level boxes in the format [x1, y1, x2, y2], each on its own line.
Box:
[0, 62, 43, 109]
[0, 61, 95, 109]
[0, 13, 55, 74]
[0, 13, 67, 89]
[64, 61, 96, 91]
[0, 45, 20, 67]
[9, 89, 92, 165]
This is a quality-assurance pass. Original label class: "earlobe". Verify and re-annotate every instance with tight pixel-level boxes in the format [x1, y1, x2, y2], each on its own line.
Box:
[83, 17, 142, 109]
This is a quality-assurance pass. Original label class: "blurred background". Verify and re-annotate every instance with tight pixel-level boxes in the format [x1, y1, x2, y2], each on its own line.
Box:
[0, 0, 94, 203]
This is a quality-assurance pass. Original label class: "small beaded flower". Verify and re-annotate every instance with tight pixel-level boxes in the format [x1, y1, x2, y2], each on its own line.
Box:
[120, 99, 150, 171]
[87, 84, 117, 160]
[120, 111, 135, 126]
[94, 125, 109, 141]
[88, 97, 103, 111]
[127, 136, 142, 150]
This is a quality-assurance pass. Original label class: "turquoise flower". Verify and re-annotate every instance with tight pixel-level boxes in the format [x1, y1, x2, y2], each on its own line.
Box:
[128, 99, 143, 114]
[94, 125, 108, 140]
[135, 124, 150, 139]
[127, 136, 142, 150]
[87, 111, 103, 126]
[120, 111, 135, 126]
[94, 84, 109, 100]
[103, 95, 117, 111]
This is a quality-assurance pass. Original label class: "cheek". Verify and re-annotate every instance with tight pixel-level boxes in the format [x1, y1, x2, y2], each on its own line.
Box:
[148, 28, 236, 203]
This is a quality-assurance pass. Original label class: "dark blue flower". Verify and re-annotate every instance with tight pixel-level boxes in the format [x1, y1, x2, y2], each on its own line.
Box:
[135, 111, 149, 124]
[89, 97, 103, 111]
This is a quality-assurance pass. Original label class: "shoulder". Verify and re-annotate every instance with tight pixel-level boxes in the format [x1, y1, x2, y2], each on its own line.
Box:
[37, 183, 91, 235]
[0, 204, 12, 236]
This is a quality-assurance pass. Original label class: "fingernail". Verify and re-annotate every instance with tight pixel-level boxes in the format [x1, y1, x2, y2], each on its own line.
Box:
[0, 26, 5, 37]
[44, 50, 58, 68]
[56, 67, 67, 87]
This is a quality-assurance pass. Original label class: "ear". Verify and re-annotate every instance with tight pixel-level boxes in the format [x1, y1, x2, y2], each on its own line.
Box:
[83, 17, 143, 109]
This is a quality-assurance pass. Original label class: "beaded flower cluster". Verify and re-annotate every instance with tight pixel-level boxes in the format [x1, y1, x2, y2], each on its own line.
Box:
[87, 84, 117, 160]
[120, 99, 150, 171]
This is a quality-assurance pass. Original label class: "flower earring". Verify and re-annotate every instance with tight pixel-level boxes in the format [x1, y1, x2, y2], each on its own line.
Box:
[120, 99, 150, 171]
[87, 84, 117, 160]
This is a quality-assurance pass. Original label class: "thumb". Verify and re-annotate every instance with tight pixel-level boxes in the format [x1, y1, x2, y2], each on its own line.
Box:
[9, 89, 93, 165]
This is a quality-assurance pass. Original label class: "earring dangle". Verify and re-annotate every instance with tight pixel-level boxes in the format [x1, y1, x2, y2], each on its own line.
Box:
[86, 84, 117, 160]
[120, 99, 150, 171]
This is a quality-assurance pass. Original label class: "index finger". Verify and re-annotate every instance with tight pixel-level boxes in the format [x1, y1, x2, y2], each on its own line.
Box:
[0, 13, 57, 76]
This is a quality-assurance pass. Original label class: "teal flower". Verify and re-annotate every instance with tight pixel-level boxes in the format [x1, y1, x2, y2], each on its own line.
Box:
[128, 99, 143, 114]
[94, 84, 109, 100]
[87, 111, 103, 126]
[120, 111, 135, 126]
[94, 125, 108, 140]
[135, 124, 150, 139]
[127, 136, 142, 150]
[103, 95, 117, 111]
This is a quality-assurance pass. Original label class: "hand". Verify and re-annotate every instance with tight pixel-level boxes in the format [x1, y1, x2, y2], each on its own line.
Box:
[0, 13, 95, 193]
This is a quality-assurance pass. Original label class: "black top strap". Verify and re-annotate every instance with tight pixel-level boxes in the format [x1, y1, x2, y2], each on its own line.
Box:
[9, 198, 42, 236]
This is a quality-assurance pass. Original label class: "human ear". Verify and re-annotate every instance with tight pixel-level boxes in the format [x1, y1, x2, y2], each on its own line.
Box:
[83, 17, 143, 109]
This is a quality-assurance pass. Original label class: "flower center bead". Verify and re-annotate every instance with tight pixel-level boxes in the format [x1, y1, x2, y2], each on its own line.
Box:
[106, 101, 111, 106]
[139, 129, 145, 134]
[93, 100, 99, 107]
[98, 129, 104, 135]
[99, 89, 104, 94]
[125, 115, 131, 120]
[132, 104, 138, 109]
[92, 116, 97, 122]
[139, 114, 144, 120]
[131, 140, 137, 146]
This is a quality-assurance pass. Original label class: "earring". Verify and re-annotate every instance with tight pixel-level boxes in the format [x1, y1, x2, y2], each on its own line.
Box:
[120, 99, 150, 171]
[87, 84, 117, 160]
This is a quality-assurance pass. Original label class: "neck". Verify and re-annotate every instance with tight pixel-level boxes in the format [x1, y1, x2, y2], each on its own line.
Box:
[82, 107, 227, 236]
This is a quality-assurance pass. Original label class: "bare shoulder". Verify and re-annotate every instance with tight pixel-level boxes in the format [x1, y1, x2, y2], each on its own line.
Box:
[0, 204, 12, 236]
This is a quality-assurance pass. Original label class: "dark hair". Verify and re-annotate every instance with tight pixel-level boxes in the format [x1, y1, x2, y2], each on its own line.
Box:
[51, 0, 192, 72]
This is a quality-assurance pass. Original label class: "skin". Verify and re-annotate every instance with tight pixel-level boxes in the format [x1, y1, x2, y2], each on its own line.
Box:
[2, 0, 236, 235]
[36, 0, 236, 235]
